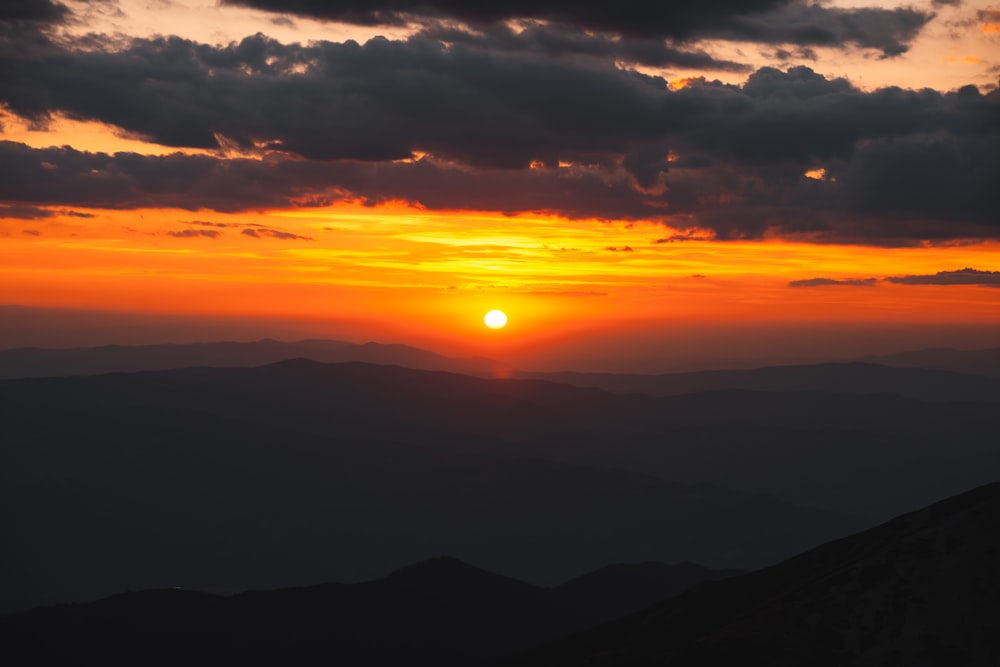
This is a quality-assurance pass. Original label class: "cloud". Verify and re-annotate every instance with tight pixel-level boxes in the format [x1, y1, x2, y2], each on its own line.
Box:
[241, 227, 313, 240]
[789, 277, 877, 287]
[0, 0, 68, 23]
[413, 22, 751, 72]
[700, 3, 933, 57]
[222, 0, 931, 55]
[222, 1, 792, 38]
[884, 268, 1000, 287]
[0, 32, 996, 246]
[0, 28, 992, 175]
[0, 203, 56, 219]
[166, 229, 222, 238]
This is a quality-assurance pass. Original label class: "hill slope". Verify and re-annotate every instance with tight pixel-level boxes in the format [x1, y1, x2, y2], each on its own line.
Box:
[3, 360, 996, 610]
[0, 338, 503, 379]
[518, 362, 1000, 403]
[0, 557, 738, 666]
[510, 482, 1000, 666]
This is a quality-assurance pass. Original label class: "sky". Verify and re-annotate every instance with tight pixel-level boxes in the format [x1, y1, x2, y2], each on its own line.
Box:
[0, 0, 998, 370]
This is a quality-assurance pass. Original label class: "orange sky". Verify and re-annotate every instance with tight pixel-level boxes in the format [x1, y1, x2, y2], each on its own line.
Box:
[1, 0, 998, 368]
[3, 199, 998, 361]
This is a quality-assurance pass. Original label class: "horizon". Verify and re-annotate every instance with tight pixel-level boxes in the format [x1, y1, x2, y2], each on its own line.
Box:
[2, 303, 1000, 374]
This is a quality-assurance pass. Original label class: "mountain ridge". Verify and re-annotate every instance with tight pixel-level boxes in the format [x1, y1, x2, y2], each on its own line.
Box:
[508, 481, 1000, 666]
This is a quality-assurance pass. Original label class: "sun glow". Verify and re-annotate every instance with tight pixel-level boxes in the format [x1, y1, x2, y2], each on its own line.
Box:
[484, 310, 508, 329]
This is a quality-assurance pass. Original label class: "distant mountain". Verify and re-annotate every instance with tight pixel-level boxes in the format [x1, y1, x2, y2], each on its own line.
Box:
[2, 361, 996, 610]
[6, 485, 996, 666]
[551, 562, 743, 627]
[856, 347, 1000, 378]
[0, 556, 739, 666]
[0, 338, 505, 379]
[518, 362, 1000, 403]
[509, 481, 1000, 666]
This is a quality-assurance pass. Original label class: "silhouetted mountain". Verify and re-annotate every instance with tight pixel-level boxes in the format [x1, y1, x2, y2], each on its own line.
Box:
[551, 562, 743, 626]
[518, 362, 1000, 403]
[856, 347, 1000, 378]
[508, 482, 1000, 666]
[2, 361, 995, 611]
[0, 338, 504, 379]
[0, 556, 737, 666]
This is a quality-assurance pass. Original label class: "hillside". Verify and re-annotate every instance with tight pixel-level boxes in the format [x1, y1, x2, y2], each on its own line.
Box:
[510, 482, 1000, 666]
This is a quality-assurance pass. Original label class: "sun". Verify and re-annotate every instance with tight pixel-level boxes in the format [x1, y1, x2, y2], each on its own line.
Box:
[484, 309, 508, 329]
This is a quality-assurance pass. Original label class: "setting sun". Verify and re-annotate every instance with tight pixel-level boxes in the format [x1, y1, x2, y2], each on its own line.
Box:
[484, 310, 508, 329]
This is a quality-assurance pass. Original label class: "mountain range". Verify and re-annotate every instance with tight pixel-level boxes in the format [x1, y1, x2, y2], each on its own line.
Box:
[3, 483, 996, 666]
[509, 482, 1000, 666]
[2, 356, 997, 612]
[0, 556, 738, 666]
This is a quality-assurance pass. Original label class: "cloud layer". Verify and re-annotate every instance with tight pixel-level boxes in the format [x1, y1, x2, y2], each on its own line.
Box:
[0, 1, 996, 245]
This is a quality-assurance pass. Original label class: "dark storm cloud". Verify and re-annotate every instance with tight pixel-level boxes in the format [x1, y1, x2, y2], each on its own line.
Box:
[0, 33, 674, 167]
[223, 0, 931, 56]
[0, 141, 677, 219]
[1, 29, 992, 175]
[885, 268, 1000, 287]
[222, 0, 790, 39]
[0, 24, 997, 244]
[413, 22, 751, 72]
[700, 3, 932, 57]
[0, 0, 68, 22]
[789, 277, 877, 287]
[0, 0, 69, 57]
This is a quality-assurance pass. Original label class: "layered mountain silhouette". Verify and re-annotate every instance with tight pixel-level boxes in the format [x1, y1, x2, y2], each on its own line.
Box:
[518, 361, 1000, 403]
[857, 347, 1000, 378]
[3, 360, 997, 612]
[3, 339, 998, 401]
[0, 338, 504, 379]
[4, 484, 996, 666]
[509, 482, 1000, 666]
[0, 557, 738, 666]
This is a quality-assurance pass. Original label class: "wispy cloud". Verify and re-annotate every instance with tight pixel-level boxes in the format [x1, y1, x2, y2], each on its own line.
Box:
[241, 228, 313, 241]
[885, 268, 1000, 287]
[789, 277, 877, 287]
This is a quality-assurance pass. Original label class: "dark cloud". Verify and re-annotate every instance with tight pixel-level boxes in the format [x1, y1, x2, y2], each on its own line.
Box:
[0, 0, 68, 22]
[0, 203, 55, 219]
[166, 229, 222, 238]
[3, 125, 998, 245]
[885, 268, 1000, 287]
[789, 277, 877, 287]
[605, 246, 634, 252]
[0, 0, 68, 58]
[21, 229, 41, 236]
[701, 4, 932, 57]
[241, 227, 313, 240]
[414, 22, 751, 72]
[1, 29, 992, 177]
[223, 0, 790, 39]
[223, 0, 930, 56]
[0, 28, 996, 246]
